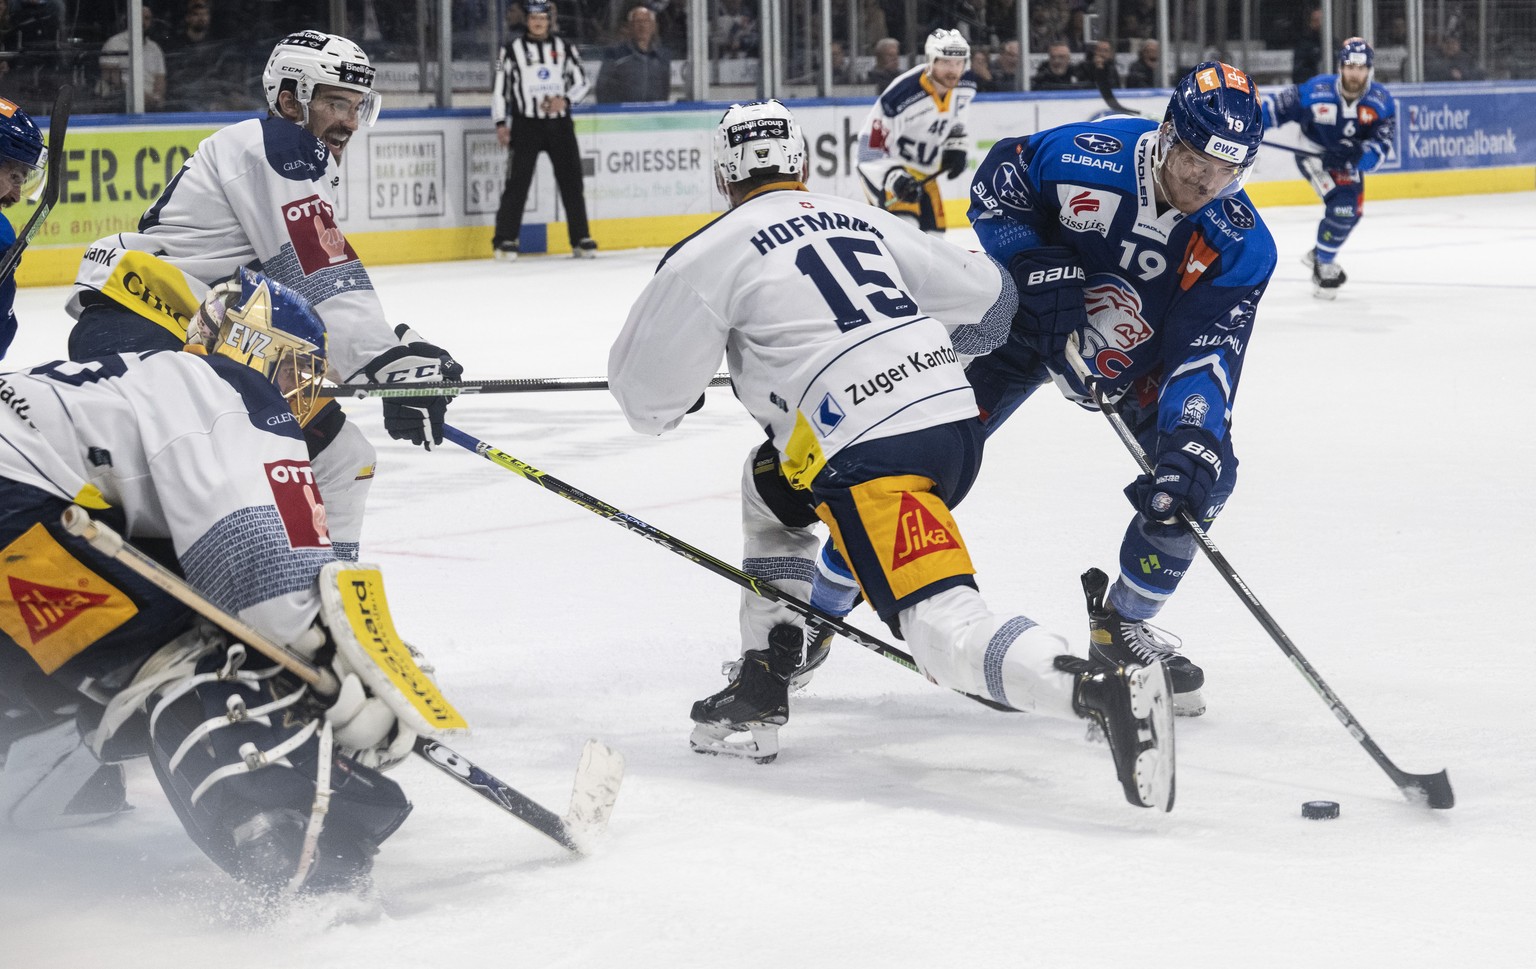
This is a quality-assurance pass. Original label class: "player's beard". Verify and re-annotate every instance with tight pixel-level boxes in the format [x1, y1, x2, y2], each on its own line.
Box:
[320, 127, 352, 159]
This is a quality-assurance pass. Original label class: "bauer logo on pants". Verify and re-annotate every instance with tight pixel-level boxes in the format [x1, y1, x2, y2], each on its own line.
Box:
[0, 524, 139, 673]
[264, 460, 333, 548]
[283, 194, 358, 274]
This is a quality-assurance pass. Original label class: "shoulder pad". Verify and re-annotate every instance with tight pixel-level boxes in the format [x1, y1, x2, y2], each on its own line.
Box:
[200, 352, 307, 439]
[260, 117, 331, 183]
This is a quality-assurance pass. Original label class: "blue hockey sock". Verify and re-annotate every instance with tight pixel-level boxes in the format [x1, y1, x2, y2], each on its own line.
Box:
[809, 543, 860, 617]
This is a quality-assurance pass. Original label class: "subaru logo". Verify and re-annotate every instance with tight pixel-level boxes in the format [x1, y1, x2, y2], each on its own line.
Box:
[1221, 198, 1255, 229]
[1073, 132, 1124, 155]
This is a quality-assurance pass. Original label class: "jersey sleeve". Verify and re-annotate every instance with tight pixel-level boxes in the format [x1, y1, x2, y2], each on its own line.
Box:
[564, 40, 591, 103]
[1262, 84, 1304, 130]
[968, 134, 1055, 261]
[608, 262, 731, 435]
[1156, 265, 1272, 446]
[1359, 87, 1398, 172]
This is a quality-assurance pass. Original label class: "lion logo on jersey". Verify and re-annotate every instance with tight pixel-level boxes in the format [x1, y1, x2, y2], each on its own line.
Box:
[1076, 275, 1155, 380]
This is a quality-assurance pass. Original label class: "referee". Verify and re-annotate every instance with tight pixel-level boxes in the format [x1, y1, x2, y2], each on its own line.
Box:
[491, 1, 597, 260]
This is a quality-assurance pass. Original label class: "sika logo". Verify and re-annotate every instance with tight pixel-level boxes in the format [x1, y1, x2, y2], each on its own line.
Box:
[7, 578, 110, 647]
[892, 493, 952, 568]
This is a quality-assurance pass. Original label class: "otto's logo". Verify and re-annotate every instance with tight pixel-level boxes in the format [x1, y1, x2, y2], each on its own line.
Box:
[1072, 132, 1123, 155]
[891, 493, 952, 568]
[265, 460, 332, 548]
[6, 577, 109, 647]
[283, 193, 356, 274]
[1068, 191, 1100, 215]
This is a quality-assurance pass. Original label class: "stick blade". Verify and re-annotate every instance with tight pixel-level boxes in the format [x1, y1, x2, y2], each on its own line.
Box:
[562, 739, 626, 852]
[1401, 768, 1455, 810]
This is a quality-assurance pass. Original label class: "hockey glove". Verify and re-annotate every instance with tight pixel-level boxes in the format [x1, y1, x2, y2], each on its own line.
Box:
[941, 148, 968, 179]
[885, 170, 923, 204]
[359, 324, 465, 450]
[1125, 427, 1223, 525]
[1010, 245, 1088, 369]
[1322, 138, 1363, 171]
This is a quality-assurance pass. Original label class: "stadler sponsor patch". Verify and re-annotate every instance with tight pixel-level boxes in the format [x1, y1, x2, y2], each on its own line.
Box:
[0, 524, 139, 673]
[265, 460, 333, 548]
[283, 194, 358, 274]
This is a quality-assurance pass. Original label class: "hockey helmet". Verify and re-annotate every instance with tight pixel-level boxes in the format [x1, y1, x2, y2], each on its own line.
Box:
[262, 31, 382, 128]
[0, 97, 46, 203]
[192, 268, 330, 424]
[1338, 37, 1375, 68]
[713, 100, 806, 196]
[925, 28, 971, 67]
[1157, 61, 1264, 201]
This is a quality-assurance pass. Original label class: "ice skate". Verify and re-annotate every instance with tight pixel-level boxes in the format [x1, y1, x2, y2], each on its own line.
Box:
[1082, 568, 1206, 716]
[573, 238, 598, 258]
[722, 623, 831, 693]
[690, 624, 800, 764]
[493, 241, 519, 262]
[1056, 654, 1176, 811]
[1306, 249, 1346, 299]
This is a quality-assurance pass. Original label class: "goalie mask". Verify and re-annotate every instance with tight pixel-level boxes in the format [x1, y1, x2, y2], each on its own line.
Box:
[0, 97, 46, 205]
[191, 269, 330, 425]
[1154, 61, 1264, 211]
[262, 31, 382, 128]
[713, 99, 806, 199]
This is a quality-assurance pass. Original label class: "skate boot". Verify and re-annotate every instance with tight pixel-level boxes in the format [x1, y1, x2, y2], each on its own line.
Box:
[1055, 654, 1175, 811]
[690, 624, 801, 763]
[1309, 251, 1346, 300]
[722, 623, 832, 693]
[1082, 568, 1206, 717]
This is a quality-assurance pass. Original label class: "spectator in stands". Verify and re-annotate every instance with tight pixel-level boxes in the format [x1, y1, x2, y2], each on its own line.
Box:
[711, 0, 757, 58]
[1292, 6, 1323, 82]
[4, 0, 65, 103]
[1124, 38, 1159, 87]
[868, 37, 902, 90]
[976, 39, 1019, 91]
[596, 4, 671, 102]
[984, 0, 1017, 43]
[1080, 38, 1120, 87]
[1425, 33, 1485, 81]
[1030, 40, 1081, 89]
[971, 44, 996, 91]
[98, 3, 167, 111]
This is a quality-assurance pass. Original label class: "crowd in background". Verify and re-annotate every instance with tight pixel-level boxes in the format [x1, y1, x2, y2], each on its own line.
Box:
[0, 0, 1518, 114]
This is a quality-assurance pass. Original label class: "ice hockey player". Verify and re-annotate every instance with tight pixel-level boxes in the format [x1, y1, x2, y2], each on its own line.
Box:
[898, 62, 1273, 719]
[855, 28, 976, 236]
[0, 96, 47, 361]
[1263, 37, 1396, 298]
[609, 99, 1175, 811]
[1, 270, 453, 894]
[63, 31, 463, 559]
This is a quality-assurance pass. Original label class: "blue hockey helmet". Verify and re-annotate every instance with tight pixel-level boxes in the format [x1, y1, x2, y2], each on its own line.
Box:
[1158, 61, 1264, 203]
[192, 268, 330, 424]
[1338, 37, 1375, 68]
[0, 97, 47, 205]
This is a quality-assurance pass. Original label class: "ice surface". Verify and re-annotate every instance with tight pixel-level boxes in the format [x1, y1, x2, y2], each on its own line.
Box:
[3, 192, 1532, 968]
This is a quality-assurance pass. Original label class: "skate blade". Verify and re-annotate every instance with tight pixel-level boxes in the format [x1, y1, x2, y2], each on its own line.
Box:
[1312, 285, 1339, 300]
[1173, 688, 1206, 718]
[688, 721, 780, 764]
[1126, 663, 1177, 812]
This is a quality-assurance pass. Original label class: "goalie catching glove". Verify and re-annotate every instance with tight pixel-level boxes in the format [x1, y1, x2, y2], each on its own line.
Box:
[355, 324, 464, 450]
[293, 562, 468, 770]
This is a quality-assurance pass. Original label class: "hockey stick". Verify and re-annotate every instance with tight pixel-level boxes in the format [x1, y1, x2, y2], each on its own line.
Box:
[1062, 339, 1454, 809]
[441, 423, 1017, 713]
[0, 85, 72, 288]
[320, 372, 732, 400]
[57, 505, 624, 848]
[1263, 140, 1323, 159]
[1095, 72, 1144, 117]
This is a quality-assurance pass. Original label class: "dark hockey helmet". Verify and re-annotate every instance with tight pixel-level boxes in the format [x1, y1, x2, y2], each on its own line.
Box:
[192, 268, 330, 424]
[1159, 61, 1264, 200]
[0, 97, 46, 204]
[1338, 37, 1375, 68]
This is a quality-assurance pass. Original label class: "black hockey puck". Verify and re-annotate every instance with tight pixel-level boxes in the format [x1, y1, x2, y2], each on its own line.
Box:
[1301, 800, 1340, 820]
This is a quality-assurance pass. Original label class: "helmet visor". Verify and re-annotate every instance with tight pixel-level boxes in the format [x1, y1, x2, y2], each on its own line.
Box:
[2, 148, 46, 203]
[1159, 126, 1251, 203]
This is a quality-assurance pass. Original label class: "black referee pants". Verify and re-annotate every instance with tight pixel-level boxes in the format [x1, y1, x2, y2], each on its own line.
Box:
[494, 115, 592, 250]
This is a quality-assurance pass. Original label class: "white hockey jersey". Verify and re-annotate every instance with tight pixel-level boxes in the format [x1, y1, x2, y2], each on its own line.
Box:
[856, 65, 976, 197]
[0, 351, 334, 646]
[609, 187, 1010, 488]
[66, 118, 397, 383]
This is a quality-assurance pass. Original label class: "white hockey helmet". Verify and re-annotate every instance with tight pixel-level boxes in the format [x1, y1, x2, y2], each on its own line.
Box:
[263, 31, 382, 127]
[925, 28, 970, 67]
[714, 99, 806, 191]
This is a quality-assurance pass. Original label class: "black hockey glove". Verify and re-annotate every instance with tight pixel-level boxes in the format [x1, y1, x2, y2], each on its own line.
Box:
[1125, 427, 1223, 525]
[1009, 245, 1088, 369]
[1322, 138, 1362, 171]
[359, 324, 465, 450]
[886, 170, 923, 204]
[941, 148, 968, 179]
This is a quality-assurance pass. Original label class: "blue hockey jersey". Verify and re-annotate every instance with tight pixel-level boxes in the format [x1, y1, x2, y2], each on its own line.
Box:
[967, 116, 1277, 446]
[1263, 74, 1397, 172]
